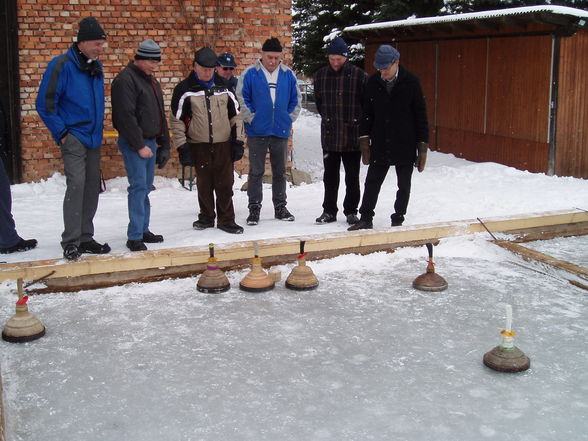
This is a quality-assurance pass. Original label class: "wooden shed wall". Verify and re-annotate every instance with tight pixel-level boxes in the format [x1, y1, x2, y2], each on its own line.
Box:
[396, 41, 437, 143]
[366, 34, 554, 174]
[556, 32, 588, 178]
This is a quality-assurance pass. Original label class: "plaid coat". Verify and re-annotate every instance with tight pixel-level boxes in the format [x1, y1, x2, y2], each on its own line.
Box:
[313, 62, 368, 152]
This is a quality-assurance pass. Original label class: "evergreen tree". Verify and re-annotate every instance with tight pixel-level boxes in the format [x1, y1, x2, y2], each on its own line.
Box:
[445, 0, 588, 14]
[293, 0, 588, 76]
[293, 0, 447, 76]
[293, 0, 377, 76]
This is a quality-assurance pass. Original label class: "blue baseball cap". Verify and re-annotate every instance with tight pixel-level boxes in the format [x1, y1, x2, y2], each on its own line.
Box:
[217, 52, 237, 68]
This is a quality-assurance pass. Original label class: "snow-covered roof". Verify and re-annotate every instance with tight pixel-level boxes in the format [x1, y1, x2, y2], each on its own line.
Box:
[343, 6, 588, 37]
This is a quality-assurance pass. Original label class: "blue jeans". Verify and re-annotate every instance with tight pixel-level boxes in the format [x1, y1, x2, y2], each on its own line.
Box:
[247, 136, 288, 209]
[119, 136, 156, 240]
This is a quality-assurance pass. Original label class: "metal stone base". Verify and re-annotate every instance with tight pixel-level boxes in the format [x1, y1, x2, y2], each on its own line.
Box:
[412, 272, 448, 292]
[483, 346, 530, 372]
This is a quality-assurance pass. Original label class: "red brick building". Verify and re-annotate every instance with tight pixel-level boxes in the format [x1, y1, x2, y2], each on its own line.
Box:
[0, 0, 293, 183]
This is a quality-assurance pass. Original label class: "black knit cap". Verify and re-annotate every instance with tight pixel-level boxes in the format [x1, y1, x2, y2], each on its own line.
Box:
[262, 37, 282, 53]
[193, 47, 218, 68]
[77, 17, 106, 42]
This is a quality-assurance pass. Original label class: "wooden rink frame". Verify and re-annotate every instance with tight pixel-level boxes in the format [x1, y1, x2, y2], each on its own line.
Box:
[0, 209, 587, 294]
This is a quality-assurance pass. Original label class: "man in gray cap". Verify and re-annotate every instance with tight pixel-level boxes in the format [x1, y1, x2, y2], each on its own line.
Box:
[348, 44, 429, 231]
[170, 47, 245, 234]
[313, 36, 367, 226]
[111, 39, 170, 251]
[216, 52, 238, 90]
[36, 17, 110, 260]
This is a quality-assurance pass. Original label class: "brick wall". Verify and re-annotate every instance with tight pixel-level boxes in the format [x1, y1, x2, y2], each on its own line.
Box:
[17, 0, 294, 182]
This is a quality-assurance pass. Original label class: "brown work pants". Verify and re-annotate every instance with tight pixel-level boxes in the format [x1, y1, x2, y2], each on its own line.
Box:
[190, 141, 235, 225]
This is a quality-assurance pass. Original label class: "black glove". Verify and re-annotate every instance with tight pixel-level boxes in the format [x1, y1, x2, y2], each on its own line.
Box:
[155, 148, 170, 169]
[177, 143, 194, 166]
[231, 140, 244, 162]
[415, 142, 428, 173]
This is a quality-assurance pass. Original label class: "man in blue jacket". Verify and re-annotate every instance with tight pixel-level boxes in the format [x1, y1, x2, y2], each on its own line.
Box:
[236, 37, 301, 226]
[36, 17, 110, 260]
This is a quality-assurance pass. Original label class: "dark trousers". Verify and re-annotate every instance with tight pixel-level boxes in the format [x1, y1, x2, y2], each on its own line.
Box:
[60, 134, 101, 248]
[191, 141, 235, 225]
[322, 150, 361, 216]
[0, 159, 21, 248]
[247, 136, 288, 209]
[359, 163, 414, 221]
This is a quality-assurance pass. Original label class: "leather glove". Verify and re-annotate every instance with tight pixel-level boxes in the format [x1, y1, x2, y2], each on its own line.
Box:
[359, 136, 370, 165]
[177, 143, 194, 167]
[155, 148, 170, 169]
[231, 140, 244, 162]
[415, 142, 428, 172]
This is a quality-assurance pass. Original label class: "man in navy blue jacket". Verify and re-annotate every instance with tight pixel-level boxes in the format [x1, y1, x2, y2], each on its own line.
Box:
[36, 17, 110, 260]
[236, 37, 301, 226]
[0, 102, 37, 254]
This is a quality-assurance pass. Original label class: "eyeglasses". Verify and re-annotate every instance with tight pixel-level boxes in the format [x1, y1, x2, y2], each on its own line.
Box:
[222, 67, 234, 71]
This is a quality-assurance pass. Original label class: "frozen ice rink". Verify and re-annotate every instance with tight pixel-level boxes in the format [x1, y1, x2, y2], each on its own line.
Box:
[1, 236, 587, 441]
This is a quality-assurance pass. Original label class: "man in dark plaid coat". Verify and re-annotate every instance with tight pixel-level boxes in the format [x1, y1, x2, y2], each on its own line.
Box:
[313, 37, 368, 225]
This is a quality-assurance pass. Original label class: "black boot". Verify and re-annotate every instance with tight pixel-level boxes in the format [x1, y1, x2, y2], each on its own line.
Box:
[275, 206, 295, 221]
[347, 219, 373, 231]
[218, 221, 244, 234]
[143, 231, 164, 243]
[247, 206, 260, 226]
[346, 214, 360, 225]
[79, 239, 111, 254]
[391, 214, 404, 227]
[0, 238, 37, 254]
[126, 239, 147, 252]
[193, 219, 214, 230]
[63, 243, 81, 261]
[315, 212, 336, 224]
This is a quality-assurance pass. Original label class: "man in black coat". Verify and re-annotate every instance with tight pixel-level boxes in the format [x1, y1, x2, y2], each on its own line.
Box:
[348, 45, 429, 231]
[314, 37, 367, 226]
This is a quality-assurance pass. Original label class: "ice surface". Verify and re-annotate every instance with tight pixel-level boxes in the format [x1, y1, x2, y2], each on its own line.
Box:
[522, 236, 588, 268]
[2, 237, 587, 441]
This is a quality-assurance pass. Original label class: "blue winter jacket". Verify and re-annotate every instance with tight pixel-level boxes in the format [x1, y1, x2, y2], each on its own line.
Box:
[236, 60, 301, 139]
[36, 45, 105, 148]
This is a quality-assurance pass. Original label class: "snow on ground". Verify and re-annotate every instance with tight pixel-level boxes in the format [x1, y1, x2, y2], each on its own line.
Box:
[2, 109, 588, 264]
[1, 109, 588, 440]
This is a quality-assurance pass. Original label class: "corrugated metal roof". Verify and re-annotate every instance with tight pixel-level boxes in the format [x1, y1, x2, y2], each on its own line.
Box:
[343, 5, 588, 36]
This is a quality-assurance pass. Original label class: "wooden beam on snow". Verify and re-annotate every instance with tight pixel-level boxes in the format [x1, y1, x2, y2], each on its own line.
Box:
[0, 209, 586, 293]
[493, 240, 588, 290]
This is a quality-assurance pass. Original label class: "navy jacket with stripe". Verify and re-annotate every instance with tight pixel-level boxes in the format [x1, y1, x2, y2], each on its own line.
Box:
[36, 45, 105, 149]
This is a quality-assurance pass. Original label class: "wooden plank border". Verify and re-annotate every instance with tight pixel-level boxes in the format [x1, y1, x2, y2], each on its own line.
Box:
[1, 209, 586, 292]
